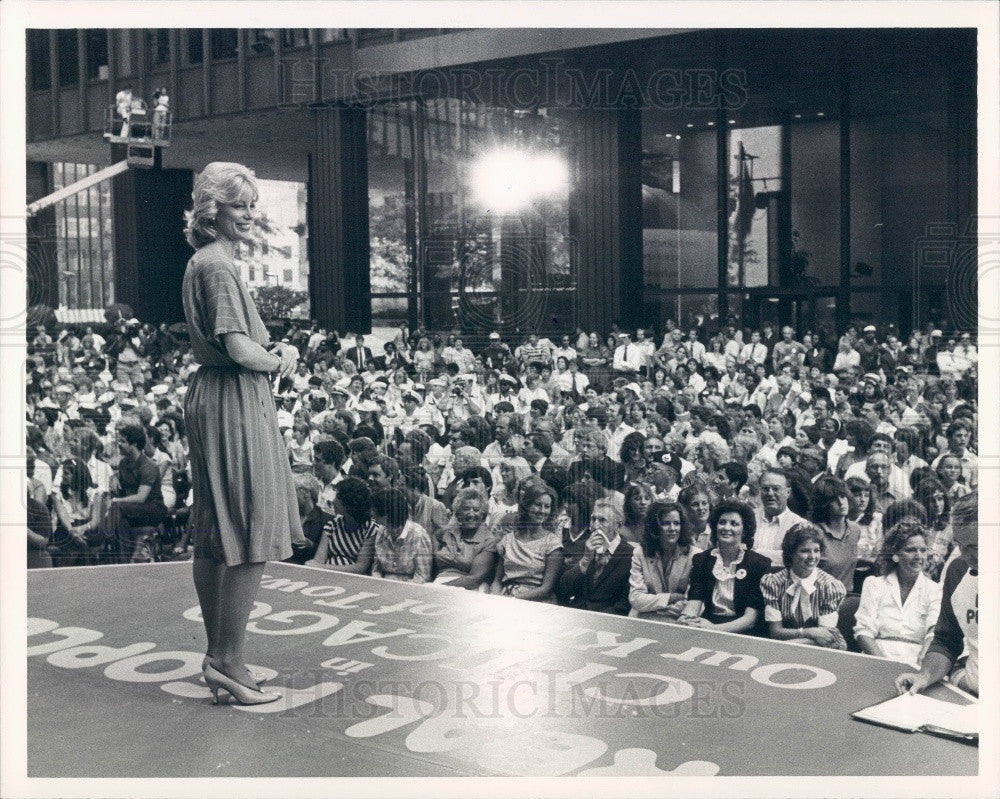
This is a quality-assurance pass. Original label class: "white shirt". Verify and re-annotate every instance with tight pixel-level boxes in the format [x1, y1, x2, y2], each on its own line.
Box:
[844, 460, 912, 499]
[605, 422, 637, 463]
[517, 386, 550, 409]
[823, 438, 851, 472]
[738, 342, 768, 365]
[854, 571, 942, 668]
[703, 351, 727, 373]
[723, 336, 743, 362]
[554, 370, 589, 394]
[679, 340, 707, 364]
[552, 346, 578, 364]
[613, 343, 646, 373]
[832, 350, 861, 371]
[753, 506, 807, 567]
[936, 350, 971, 377]
[52, 456, 113, 496]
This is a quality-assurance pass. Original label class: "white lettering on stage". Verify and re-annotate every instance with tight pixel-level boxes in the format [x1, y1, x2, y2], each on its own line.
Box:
[28, 617, 342, 711]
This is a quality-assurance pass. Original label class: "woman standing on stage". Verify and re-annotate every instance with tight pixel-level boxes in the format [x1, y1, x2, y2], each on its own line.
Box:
[182, 162, 302, 706]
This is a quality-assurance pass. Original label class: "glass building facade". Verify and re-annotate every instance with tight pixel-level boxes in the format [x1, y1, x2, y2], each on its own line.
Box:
[360, 28, 974, 338]
[26, 28, 976, 336]
[367, 100, 574, 333]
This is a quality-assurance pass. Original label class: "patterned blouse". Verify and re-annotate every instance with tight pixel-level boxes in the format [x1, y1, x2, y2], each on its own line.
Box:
[372, 520, 433, 583]
[760, 567, 847, 628]
[312, 517, 379, 567]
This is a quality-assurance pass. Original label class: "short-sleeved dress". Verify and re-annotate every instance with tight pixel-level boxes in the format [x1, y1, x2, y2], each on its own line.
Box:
[182, 242, 300, 565]
[494, 525, 563, 599]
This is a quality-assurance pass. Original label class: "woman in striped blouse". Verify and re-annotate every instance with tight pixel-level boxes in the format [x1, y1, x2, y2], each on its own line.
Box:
[307, 477, 378, 571]
[760, 523, 848, 649]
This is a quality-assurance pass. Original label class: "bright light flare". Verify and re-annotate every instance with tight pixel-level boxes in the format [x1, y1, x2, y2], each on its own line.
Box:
[469, 148, 569, 214]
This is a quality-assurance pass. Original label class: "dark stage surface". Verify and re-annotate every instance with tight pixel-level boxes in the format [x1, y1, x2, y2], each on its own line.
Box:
[27, 562, 977, 778]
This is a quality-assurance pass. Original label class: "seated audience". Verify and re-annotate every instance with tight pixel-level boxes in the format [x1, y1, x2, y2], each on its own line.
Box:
[369, 487, 433, 583]
[679, 499, 770, 635]
[760, 523, 848, 649]
[556, 498, 633, 615]
[854, 521, 942, 668]
[490, 483, 563, 602]
[434, 487, 497, 589]
[629, 500, 702, 620]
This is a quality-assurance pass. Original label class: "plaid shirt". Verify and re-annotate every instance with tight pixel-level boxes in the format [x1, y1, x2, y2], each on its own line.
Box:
[372, 520, 433, 583]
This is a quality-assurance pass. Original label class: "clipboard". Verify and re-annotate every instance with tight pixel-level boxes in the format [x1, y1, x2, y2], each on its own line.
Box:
[851, 691, 978, 745]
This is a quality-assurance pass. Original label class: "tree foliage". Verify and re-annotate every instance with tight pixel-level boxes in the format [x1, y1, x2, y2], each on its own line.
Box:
[252, 284, 309, 320]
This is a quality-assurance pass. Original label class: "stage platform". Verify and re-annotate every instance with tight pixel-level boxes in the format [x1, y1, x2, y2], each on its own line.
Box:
[27, 561, 977, 778]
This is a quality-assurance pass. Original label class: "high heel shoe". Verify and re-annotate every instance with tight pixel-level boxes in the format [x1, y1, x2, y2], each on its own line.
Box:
[202, 656, 270, 686]
[203, 663, 280, 706]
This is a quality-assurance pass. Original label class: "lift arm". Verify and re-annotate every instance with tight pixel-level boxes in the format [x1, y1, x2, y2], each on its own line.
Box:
[26, 160, 131, 218]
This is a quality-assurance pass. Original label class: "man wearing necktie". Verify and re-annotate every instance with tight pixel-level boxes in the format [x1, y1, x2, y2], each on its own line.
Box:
[613, 333, 643, 377]
[556, 499, 633, 614]
[739, 331, 768, 366]
[343, 334, 374, 373]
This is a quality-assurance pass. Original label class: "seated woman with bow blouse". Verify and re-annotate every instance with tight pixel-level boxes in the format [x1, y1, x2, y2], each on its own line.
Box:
[760, 523, 848, 649]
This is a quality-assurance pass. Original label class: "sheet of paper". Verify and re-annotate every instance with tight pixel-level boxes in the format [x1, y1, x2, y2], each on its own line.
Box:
[854, 693, 977, 736]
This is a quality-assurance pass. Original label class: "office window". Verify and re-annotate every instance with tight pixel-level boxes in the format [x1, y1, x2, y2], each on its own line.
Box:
[85, 30, 108, 80]
[368, 100, 575, 332]
[56, 29, 79, 86]
[279, 29, 310, 49]
[642, 109, 718, 291]
[53, 163, 115, 309]
[250, 29, 274, 54]
[356, 29, 395, 47]
[318, 29, 348, 43]
[147, 29, 170, 67]
[28, 31, 51, 91]
[186, 30, 203, 64]
[210, 29, 238, 60]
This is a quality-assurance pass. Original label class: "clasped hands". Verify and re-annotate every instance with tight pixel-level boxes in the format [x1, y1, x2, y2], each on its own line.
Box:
[270, 343, 299, 379]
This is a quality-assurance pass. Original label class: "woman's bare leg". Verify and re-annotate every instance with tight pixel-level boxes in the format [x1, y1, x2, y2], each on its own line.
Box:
[192, 557, 224, 658]
[209, 561, 266, 688]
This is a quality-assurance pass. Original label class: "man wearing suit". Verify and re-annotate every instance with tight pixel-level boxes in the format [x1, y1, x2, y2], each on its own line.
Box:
[557, 499, 633, 615]
[342, 335, 375, 372]
[524, 431, 568, 496]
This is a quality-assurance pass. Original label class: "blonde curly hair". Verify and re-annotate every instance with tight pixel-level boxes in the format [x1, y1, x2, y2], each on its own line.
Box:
[184, 162, 259, 249]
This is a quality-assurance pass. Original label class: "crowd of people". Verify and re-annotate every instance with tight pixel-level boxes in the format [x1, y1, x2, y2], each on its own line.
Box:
[25, 311, 980, 694]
